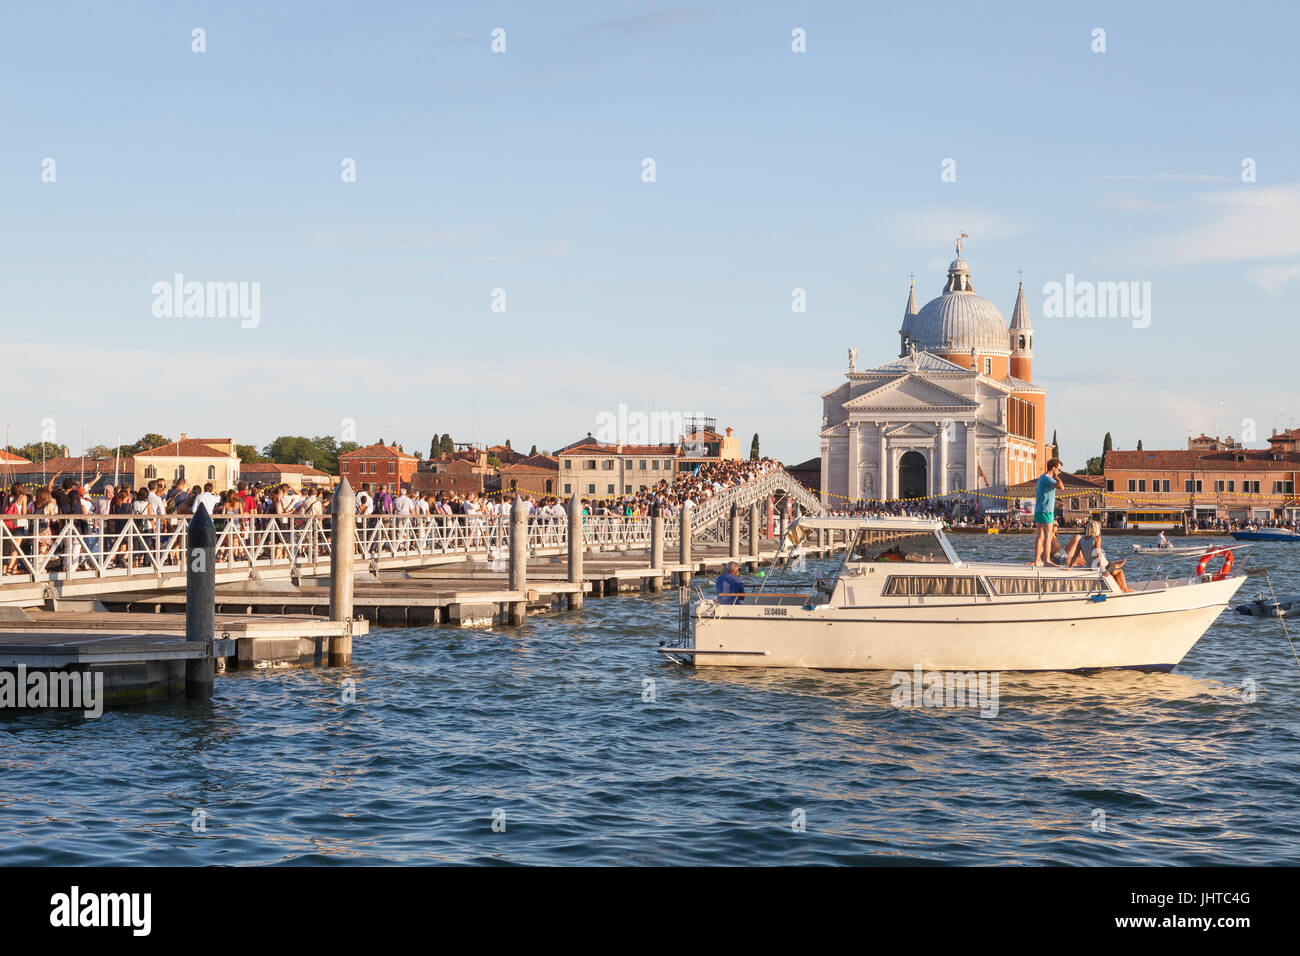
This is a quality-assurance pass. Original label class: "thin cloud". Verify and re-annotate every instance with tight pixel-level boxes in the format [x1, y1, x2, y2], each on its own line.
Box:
[1249, 263, 1300, 293]
[1135, 184, 1300, 265]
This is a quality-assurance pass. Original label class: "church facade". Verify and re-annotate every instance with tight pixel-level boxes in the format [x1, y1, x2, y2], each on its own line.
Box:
[819, 244, 1047, 509]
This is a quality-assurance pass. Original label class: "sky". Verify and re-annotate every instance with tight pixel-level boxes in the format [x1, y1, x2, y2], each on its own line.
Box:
[2, 0, 1298, 469]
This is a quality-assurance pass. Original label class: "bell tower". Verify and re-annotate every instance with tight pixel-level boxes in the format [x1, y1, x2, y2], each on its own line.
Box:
[1008, 280, 1033, 382]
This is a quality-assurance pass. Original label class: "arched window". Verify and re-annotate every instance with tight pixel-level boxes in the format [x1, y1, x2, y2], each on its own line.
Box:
[144, 465, 156, 479]
[176, 465, 185, 481]
[207, 465, 216, 480]
[544, 479, 553, 493]
[509, 479, 517, 491]
[1018, 335, 1025, 350]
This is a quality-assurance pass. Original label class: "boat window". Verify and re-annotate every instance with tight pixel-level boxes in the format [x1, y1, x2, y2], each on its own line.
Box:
[883, 576, 986, 596]
[988, 577, 1097, 595]
[851, 530, 950, 564]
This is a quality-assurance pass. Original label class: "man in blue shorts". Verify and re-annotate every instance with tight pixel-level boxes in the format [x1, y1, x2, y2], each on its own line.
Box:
[1032, 457, 1064, 567]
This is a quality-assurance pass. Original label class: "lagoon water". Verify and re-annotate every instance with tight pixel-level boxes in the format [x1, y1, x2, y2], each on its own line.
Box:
[3, 536, 1299, 865]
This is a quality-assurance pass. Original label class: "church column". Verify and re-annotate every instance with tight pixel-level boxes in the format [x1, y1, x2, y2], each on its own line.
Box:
[847, 422, 860, 506]
[937, 422, 948, 497]
[878, 426, 889, 503]
[965, 422, 977, 495]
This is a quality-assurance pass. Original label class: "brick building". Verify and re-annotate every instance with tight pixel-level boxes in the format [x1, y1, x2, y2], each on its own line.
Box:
[499, 455, 559, 497]
[339, 443, 419, 490]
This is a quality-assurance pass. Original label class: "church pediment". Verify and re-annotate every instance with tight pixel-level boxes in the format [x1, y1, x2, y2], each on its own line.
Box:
[844, 373, 979, 411]
[819, 421, 849, 439]
[884, 422, 939, 439]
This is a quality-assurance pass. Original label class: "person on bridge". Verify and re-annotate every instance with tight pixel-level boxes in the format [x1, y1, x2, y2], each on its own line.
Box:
[716, 561, 746, 605]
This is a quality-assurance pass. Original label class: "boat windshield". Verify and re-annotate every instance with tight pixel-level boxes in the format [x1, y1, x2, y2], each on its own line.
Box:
[849, 529, 951, 564]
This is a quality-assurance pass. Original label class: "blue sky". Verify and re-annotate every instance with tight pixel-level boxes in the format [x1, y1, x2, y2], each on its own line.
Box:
[2, 1, 1298, 467]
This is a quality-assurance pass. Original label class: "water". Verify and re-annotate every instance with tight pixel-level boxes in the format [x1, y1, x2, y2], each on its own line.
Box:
[3, 536, 1299, 865]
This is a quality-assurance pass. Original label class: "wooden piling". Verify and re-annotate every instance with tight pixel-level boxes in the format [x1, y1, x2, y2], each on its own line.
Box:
[328, 478, 356, 666]
[508, 496, 528, 624]
[567, 494, 584, 610]
[678, 500, 692, 586]
[184, 503, 216, 700]
[649, 500, 664, 593]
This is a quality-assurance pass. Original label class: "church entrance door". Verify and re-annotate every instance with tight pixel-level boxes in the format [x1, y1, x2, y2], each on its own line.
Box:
[898, 451, 927, 501]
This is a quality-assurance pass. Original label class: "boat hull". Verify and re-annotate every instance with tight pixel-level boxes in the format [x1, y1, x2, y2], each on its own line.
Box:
[681, 576, 1245, 671]
[1230, 530, 1300, 542]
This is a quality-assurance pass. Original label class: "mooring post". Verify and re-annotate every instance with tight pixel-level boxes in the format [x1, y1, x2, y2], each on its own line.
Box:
[729, 503, 741, 560]
[649, 499, 664, 592]
[329, 478, 356, 666]
[678, 499, 692, 586]
[749, 500, 760, 560]
[567, 493, 584, 610]
[185, 503, 217, 700]
[508, 496, 528, 624]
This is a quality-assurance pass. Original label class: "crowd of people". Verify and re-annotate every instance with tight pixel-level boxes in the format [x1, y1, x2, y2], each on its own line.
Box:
[1, 457, 789, 573]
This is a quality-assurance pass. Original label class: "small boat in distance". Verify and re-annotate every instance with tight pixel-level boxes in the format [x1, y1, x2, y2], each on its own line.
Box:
[1230, 528, 1300, 542]
[1130, 542, 1216, 556]
[661, 515, 1246, 672]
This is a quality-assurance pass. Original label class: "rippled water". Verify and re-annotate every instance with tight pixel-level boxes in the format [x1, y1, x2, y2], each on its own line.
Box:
[3, 535, 1299, 865]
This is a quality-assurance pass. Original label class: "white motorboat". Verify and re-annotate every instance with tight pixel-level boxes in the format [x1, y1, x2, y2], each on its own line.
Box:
[660, 515, 1246, 672]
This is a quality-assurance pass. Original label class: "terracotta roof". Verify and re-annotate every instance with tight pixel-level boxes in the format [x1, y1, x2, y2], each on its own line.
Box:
[1106, 449, 1300, 471]
[4, 455, 134, 474]
[135, 439, 236, 458]
[1008, 473, 1105, 494]
[501, 455, 559, 474]
[240, 462, 331, 478]
[339, 443, 416, 460]
[0, 449, 32, 464]
[561, 443, 678, 457]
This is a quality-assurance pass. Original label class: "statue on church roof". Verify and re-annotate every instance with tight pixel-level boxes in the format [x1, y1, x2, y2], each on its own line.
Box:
[848, 347, 858, 372]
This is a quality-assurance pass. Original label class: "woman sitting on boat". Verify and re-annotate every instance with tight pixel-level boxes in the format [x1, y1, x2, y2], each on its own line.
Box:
[1073, 521, 1133, 592]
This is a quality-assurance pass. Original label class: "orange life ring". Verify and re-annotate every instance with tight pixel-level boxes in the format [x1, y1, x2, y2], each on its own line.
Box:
[1194, 548, 1234, 581]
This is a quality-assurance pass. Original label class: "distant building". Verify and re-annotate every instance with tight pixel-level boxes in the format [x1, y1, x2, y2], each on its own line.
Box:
[677, 424, 742, 467]
[339, 443, 419, 489]
[239, 462, 336, 490]
[134, 435, 239, 489]
[1103, 443, 1299, 524]
[499, 455, 559, 497]
[412, 448, 497, 496]
[485, 443, 526, 466]
[557, 443, 679, 500]
[5, 455, 135, 492]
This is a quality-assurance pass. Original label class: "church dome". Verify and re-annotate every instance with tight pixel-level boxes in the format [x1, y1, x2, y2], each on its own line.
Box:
[900, 253, 1009, 354]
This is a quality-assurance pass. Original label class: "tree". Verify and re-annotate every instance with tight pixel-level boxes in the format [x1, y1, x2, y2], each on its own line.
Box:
[1102, 431, 1113, 472]
[15, 441, 67, 462]
[85, 444, 115, 459]
[376, 438, 386, 448]
[429, 437, 438, 459]
[1076, 456, 1103, 476]
[750, 433, 760, 460]
[529, 444, 538, 457]
[505, 439, 512, 449]
[125, 433, 171, 455]
[236, 444, 266, 463]
[440, 434, 454, 457]
[1137, 439, 1143, 451]
[1051, 429, 1060, 461]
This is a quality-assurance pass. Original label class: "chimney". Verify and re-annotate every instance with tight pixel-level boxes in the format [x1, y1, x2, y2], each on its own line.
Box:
[725, 426, 733, 437]
[179, 433, 187, 441]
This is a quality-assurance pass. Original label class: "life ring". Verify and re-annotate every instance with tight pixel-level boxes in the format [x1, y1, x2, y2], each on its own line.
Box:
[1194, 548, 1234, 581]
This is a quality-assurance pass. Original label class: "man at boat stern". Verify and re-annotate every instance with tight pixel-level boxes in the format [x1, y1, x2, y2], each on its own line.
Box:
[1032, 458, 1065, 567]
[717, 561, 746, 605]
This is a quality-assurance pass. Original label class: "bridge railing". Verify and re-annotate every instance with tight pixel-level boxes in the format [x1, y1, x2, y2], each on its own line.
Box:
[0, 512, 658, 585]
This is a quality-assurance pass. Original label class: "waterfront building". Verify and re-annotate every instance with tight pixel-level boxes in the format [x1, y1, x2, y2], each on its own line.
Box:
[5, 455, 135, 492]
[820, 243, 1048, 508]
[1103, 433, 1300, 524]
[339, 442, 419, 489]
[134, 436, 239, 489]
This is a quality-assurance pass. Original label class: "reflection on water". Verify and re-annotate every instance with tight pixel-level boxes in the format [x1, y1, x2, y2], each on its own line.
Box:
[1, 537, 1298, 865]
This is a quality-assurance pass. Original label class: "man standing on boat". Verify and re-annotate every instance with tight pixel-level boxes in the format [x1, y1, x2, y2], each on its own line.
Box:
[717, 561, 745, 605]
[1032, 458, 1065, 567]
